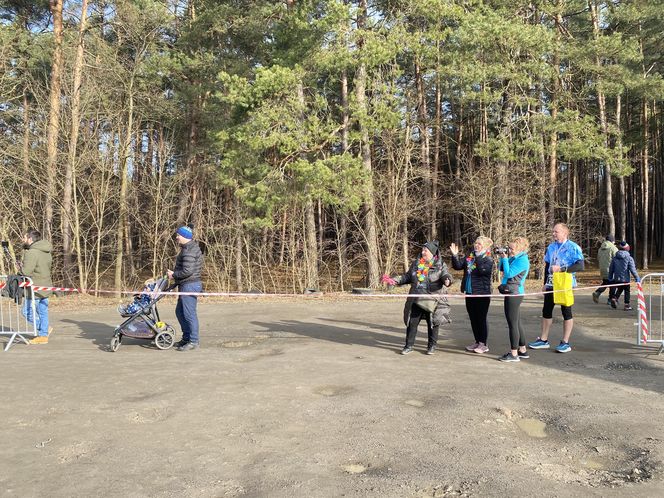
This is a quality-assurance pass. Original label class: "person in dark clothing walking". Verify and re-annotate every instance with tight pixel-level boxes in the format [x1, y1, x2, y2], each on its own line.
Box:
[496, 237, 531, 362]
[608, 241, 640, 311]
[382, 240, 453, 355]
[593, 235, 618, 305]
[450, 236, 494, 354]
[167, 225, 203, 351]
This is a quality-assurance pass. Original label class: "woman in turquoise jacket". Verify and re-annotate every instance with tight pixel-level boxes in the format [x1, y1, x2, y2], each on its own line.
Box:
[497, 237, 530, 362]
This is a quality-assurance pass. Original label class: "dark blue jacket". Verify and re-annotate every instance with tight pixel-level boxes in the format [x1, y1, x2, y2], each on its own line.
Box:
[173, 240, 203, 284]
[451, 252, 494, 295]
[608, 250, 639, 283]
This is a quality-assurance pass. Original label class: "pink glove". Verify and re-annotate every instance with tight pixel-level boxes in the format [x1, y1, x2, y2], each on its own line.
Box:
[381, 274, 397, 286]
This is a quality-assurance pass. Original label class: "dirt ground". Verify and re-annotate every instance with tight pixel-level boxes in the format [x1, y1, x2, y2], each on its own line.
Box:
[2, 292, 663, 498]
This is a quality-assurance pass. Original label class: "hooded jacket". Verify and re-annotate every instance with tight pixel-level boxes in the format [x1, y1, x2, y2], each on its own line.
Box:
[597, 240, 618, 279]
[608, 250, 639, 283]
[22, 239, 53, 298]
[392, 254, 454, 327]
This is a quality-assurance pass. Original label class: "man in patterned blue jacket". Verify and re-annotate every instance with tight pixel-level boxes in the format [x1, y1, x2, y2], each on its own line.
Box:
[529, 223, 585, 353]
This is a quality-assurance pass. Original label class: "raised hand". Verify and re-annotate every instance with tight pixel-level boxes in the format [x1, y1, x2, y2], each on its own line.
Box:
[381, 274, 396, 286]
[449, 243, 459, 256]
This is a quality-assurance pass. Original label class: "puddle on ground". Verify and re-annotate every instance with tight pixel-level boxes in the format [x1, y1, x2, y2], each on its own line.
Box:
[578, 457, 607, 470]
[314, 385, 355, 397]
[238, 348, 285, 362]
[404, 399, 425, 408]
[221, 338, 267, 348]
[516, 418, 547, 438]
[343, 464, 367, 474]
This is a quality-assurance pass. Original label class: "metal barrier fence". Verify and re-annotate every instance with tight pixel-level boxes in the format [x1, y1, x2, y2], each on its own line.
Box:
[0, 275, 37, 352]
[637, 273, 664, 354]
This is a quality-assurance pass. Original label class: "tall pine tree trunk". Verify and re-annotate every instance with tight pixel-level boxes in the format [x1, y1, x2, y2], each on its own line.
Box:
[177, 97, 200, 224]
[235, 201, 243, 291]
[296, 82, 319, 289]
[114, 76, 135, 291]
[356, 0, 379, 288]
[590, 0, 616, 237]
[615, 94, 627, 240]
[548, 8, 562, 226]
[336, 68, 350, 289]
[402, 121, 412, 271]
[453, 104, 463, 242]
[21, 91, 30, 234]
[45, 0, 64, 238]
[415, 58, 432, 239]
[304, 198, 319, 289]
[641, 98, 649, 269]
[432, 47, 441, 240]
[62, 0, 89, 286]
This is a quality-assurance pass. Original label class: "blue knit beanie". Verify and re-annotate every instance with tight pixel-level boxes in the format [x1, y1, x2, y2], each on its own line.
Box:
[176, 226, 193, 239]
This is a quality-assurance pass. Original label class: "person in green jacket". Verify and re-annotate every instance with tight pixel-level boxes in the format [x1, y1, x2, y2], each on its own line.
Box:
[21, 229, 53, 344]
[592, 235, 618, 305]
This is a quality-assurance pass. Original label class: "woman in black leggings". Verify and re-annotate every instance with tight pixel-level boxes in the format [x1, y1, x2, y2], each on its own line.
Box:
[497, 237, 531, 363]
[450, 236, 494, 354]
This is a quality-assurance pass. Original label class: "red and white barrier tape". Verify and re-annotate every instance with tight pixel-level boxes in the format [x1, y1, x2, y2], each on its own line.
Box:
[27, 285, 79, 292]
[636, 281, 649, 343]
[4, 281, 636, 299]
[0, 281, 79, 291]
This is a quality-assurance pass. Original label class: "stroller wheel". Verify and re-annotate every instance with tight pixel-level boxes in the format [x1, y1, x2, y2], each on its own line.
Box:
[110, 334, 122, 352]
[155, 329, 175, 350]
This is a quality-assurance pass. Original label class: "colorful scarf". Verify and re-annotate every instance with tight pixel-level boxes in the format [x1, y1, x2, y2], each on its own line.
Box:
[465, 254, 477, 273]
[464, 251, 486, 293]
[417, 257, 434, 282]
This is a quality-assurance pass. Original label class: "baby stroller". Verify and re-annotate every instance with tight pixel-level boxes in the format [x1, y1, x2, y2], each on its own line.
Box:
[110, 276, 177, 352]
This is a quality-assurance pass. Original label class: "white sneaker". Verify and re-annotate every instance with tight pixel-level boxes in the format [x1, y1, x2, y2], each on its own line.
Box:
[474, 344, 490, 354]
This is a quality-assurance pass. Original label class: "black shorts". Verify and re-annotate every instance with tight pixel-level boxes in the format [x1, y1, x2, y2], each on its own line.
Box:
[542, 290, 573, 320]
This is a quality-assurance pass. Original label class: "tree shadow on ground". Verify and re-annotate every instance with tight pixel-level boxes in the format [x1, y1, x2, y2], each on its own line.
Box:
[318, 317, 403, 334]
[253, 298, 664, 393]
[492, 299, 664, 395]
[317, 316, 488, 357]
[250, 318, 484, 358]
[251, 319, 400, 352]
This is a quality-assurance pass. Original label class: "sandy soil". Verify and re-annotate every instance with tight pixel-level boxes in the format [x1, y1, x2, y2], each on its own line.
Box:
[2, 292, 663, 497]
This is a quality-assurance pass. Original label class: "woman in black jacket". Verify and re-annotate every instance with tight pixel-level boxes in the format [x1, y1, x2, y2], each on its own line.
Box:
[450, 236, 494, 354]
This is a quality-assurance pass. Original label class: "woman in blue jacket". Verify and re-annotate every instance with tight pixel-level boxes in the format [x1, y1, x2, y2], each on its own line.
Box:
[497, 237, 530, 362]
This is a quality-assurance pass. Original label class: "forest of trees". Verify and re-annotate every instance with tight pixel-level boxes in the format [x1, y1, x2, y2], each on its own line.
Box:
[1, 0, 663, 292]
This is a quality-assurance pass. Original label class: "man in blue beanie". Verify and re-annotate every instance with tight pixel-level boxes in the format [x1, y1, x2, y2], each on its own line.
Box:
[167, 225, 203, 351]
